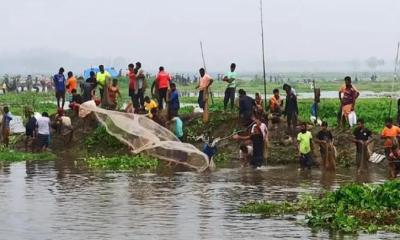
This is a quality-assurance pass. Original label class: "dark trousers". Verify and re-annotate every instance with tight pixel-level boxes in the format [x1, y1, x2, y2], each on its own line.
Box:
[131, 95, 139, 111]
[137, 89, 145, 108]
[287, 112, 298, 136]
[129, 89, 140, 111]
[224, 87, 235, 110]
[198, 90, 205, 109]
[168, 108, 178, 120]
[99, 88, 104, 100]
[299, 153, 313, 170]
[158, 88, 168, 110]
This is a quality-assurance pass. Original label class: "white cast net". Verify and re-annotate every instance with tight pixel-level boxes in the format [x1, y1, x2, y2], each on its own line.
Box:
[79, 101, 209, 172]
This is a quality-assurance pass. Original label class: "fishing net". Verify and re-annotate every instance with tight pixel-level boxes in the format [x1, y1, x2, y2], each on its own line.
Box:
[79, 101, 209, 172]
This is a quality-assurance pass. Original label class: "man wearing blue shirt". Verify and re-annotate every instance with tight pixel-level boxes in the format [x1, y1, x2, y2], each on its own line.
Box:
[168, 83, 180, 120]
[53, 67, 66, 109]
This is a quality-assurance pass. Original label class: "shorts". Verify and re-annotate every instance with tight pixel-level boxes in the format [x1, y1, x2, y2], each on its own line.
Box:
[38, 134, 49, 148]
[299, 153, 313, 169]
[56, 91, 66, 99]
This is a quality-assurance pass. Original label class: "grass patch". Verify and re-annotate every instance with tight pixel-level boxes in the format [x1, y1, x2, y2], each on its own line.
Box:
[84, 154, 159, 171]
[240, 180, 400, 234]
[0, 148, 56, 162]
[0, 92, 56, 116]
[85, 126, 125, 150]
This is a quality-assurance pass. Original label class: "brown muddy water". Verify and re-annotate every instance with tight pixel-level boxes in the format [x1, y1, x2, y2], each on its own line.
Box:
[0, 159, 399, 240]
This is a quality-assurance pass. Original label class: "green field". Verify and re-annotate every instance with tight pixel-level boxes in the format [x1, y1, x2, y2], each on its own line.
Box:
[1, 77, 398, 133]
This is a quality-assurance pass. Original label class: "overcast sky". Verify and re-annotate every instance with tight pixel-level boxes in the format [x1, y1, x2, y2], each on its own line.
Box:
[1, 0, 399, 73]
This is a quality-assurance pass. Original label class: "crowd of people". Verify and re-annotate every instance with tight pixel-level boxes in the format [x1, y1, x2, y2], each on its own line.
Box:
[0, 75, 53, 93]
[1, 62, 400, 178]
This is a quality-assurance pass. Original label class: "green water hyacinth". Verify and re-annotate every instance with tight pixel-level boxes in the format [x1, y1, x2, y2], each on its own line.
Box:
[241, 180, 400, 234]
[84, 155, 159, 171]
[0, 147, 56, 162]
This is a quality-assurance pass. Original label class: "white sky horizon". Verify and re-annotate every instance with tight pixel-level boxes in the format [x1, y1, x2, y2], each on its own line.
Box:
[1, 0, 399, 74]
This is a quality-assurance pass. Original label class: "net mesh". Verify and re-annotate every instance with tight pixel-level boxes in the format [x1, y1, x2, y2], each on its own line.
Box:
[79, 101, 209, 172]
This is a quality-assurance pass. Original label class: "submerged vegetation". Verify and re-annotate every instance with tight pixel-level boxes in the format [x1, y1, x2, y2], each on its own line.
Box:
[241, 180, 400, 234]
[0, 147, 56, 162]
[84, 154, 159, 171]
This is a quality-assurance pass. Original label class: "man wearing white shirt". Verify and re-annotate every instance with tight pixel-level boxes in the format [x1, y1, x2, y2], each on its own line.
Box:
[36, 112, 50, 151]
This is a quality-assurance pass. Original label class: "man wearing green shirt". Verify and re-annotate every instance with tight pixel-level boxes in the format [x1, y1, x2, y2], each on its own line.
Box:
[297, 123, 314, 170]
[223, 63, 237, 111]
[96, 65, 111, 99]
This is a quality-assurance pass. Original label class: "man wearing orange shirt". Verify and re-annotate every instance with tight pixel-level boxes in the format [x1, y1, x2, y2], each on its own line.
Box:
[196, 68, 213, 109]
[155, 66, 171, 110]
[66, 71, 78, 94]
[381, 118, 400, 158]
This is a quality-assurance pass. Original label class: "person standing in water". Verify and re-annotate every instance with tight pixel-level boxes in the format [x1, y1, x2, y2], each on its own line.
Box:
[53, 67, 66, 109]
[223, 63, 237, 112]
[315, 121, 336, 171]
[352, 118, 372, 173]
[297, 123, 314, 170]
[233, 117, 265, 168]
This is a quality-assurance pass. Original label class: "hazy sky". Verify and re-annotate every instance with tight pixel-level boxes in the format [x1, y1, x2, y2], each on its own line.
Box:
[1, 0, 400, 73]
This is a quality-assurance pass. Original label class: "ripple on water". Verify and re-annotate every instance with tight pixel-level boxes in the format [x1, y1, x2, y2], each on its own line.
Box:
[0, 160, 395, 240]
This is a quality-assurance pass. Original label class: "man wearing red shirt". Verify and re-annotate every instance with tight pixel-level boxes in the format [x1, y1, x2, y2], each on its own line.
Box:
[155, 66, 171, 110]
[127, 63, 139, 111]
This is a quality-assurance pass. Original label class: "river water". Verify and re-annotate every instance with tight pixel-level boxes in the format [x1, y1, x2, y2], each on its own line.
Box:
[0, 160, 398, 240]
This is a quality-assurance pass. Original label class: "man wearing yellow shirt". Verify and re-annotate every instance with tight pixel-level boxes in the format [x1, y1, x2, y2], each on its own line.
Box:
[96, 65, 111, 99]
[144, 96, 158, 118]
[297, 123, 314, 170]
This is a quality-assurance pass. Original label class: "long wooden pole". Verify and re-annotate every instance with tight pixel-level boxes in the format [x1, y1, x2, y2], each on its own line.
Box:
[260, 0, 268, 111]
[200, 41, 214, 106]
[200, 41, 207, 70]
[389, 42, 400, 118]
[200, 41, 210, 123]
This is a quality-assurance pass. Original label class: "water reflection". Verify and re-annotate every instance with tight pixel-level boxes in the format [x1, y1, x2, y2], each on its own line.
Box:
[0, 159, 395, 240]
